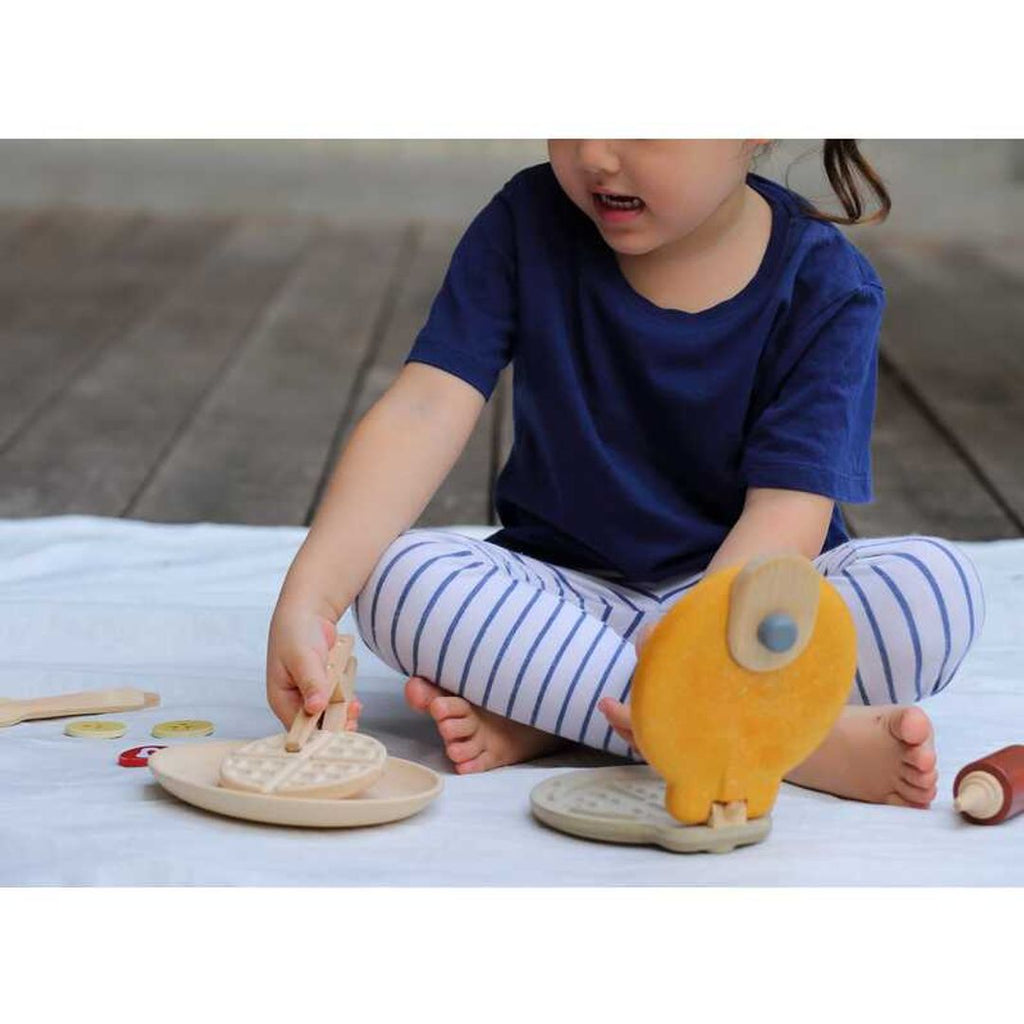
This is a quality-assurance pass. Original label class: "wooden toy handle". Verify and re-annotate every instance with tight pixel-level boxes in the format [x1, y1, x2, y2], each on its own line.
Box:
[0, 687, 160, 728]
[727, 554, 821, 672]
[709, 801, 748, 828]
[322, 656, 358, 733]
[284, 706, 323, 752]
[285, 635, 358, 751]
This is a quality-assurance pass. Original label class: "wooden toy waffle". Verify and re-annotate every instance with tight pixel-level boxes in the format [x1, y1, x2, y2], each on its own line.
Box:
[219, 635, 386, 800]
[219, 729, 387, 798]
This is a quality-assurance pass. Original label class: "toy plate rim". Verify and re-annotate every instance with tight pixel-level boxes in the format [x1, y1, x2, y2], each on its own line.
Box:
[149, 740, 442, 828]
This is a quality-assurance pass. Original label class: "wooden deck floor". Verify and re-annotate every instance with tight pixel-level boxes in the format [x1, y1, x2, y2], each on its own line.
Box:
[0, 206, 1020, 541]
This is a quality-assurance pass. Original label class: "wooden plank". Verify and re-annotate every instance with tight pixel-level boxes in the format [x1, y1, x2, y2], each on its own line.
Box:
[0, 208, 42, 261]
[0, 207, 132, 266]
[0, 216, 315, 517]
[129, 225, 408, 524]
[328, 221, 498, 528]
[841, 362, 1019, 539]
[860, 240, 1024, 529]
[0, 208, 138, 323]
[0, 212, 230, 450]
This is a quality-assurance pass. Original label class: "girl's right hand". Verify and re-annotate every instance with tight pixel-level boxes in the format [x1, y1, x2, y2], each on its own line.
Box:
[266, 599, 347, 728]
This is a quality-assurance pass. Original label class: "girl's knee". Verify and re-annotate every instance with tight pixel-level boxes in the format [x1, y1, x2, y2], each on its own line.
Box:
[907, 537, 986, 689]
[924, 537, 985, 631]
[846, 535, 986, 701]
[352, 529, 460, 653]
[351, 592, 380, 658]
[927, 541, 986, 695]
[353, 529, 492, 674]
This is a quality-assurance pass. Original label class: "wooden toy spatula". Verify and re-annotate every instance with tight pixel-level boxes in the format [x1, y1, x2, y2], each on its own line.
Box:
[285, 634, 357, 752]
[0, 687, 161, 728]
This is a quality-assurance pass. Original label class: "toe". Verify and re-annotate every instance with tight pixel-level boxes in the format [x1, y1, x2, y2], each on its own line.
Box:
[903, 743, 937, 774]
[884, 788, 930, 809]
[446, 735, 485, 764]
[901, 762, 938, 790]
[429, 695, 473, 723]
[438, 715, 476, 742]
[455, 751, 497, 774]
[894, 777, 936, 808]
[889, 705, 933, 748]
[884, 792, 926, 809]
[405, 676, 443, 711]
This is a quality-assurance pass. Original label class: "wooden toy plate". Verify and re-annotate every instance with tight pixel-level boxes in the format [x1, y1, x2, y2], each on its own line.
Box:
[530, 765, 771, 854]
[149, 741, 442, 828]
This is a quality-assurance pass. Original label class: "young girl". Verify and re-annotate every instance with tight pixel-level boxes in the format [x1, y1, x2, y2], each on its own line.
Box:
[267, 140, 984, 809]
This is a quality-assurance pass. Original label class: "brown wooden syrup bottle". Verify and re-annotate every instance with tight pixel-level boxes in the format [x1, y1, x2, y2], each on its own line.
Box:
[953, 745, 1024, 825]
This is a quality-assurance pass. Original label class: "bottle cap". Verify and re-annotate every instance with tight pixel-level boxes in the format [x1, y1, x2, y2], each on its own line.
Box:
[955, 771, 1003, 819]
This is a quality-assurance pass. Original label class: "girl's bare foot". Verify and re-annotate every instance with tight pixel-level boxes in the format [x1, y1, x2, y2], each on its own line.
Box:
[405, 676, 564, 774]
[785, 704, 938, 807]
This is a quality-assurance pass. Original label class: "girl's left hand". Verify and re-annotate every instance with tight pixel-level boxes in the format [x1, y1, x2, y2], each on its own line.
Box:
[598, 697, 634, 748]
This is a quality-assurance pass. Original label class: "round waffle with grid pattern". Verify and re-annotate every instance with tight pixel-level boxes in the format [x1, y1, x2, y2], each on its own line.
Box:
[219, 729, 386, 799]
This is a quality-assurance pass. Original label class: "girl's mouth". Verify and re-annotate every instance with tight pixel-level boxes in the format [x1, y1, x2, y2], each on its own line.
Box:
[592, 191, 646, 223]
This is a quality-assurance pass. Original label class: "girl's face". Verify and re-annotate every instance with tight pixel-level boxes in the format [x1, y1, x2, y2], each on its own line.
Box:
[547, 139, 765, 256]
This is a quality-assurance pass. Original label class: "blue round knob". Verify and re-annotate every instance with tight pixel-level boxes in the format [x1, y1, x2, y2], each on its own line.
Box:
[757, 613, 798, 653]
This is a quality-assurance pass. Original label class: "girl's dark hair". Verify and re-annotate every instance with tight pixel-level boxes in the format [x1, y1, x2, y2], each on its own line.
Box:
[758, 140, 892, 226]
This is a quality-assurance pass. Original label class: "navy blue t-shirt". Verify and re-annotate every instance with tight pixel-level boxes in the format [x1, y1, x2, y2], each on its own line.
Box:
[406, 162, 885, 583]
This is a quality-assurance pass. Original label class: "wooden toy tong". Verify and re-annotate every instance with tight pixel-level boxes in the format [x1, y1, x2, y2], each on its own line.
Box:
[284, 635, 358, 752]
[0, 687, 160, 728]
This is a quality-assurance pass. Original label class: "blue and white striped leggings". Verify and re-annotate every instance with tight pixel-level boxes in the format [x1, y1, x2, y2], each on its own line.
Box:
[353, 529, 985, 758]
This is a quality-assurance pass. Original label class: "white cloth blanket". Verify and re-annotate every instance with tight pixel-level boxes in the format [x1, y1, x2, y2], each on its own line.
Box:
[0, 516, 1020, 886]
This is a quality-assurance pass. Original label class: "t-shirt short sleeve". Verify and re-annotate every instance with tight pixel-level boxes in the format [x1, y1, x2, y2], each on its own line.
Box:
[739, 284, 884, 503]
[405, 191, 517, 399]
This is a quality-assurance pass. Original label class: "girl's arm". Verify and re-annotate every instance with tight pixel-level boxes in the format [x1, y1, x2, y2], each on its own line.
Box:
[703, 486, 834, 575]
[282, 361, 485, 616]
[267, 361, 485, 724]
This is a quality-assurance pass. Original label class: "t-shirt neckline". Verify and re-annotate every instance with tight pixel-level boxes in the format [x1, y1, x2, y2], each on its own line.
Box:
[583, 172, 789, 325]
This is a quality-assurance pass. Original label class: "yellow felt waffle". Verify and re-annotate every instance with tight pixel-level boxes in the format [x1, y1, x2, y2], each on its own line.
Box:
[631, 555, 857, 826]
